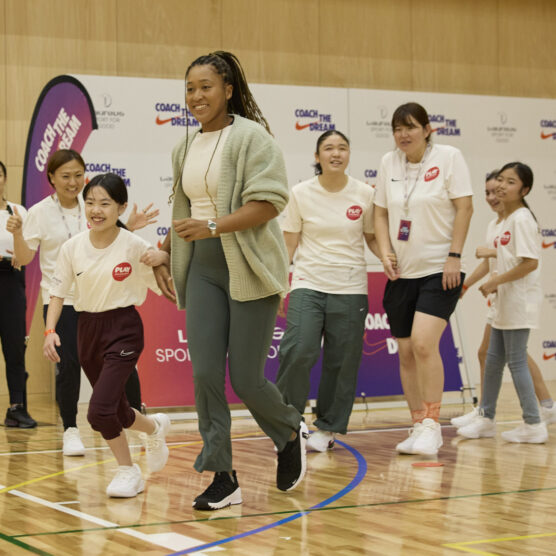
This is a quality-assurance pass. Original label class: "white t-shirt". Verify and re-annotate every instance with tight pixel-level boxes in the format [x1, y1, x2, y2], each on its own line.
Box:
[0, 203, 27, 257]
[485, 217, 503, 325]
[492, 207, 542, 330]
[23, 195, 86, 305]
[181, 126, 232, 220]
[50, 229, 160, 313]
[281, 176, 374, 294]
[374, 144, 473, 279]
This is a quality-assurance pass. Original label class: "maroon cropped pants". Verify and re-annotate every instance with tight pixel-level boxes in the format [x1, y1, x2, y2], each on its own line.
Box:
[78, 306, 143, 440]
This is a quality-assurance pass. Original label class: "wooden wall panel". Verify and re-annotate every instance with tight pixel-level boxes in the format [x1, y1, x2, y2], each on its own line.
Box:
[319, 0, 413, 90]
[411, 0, 499, 95]
[5, 0, 117, 165]
[498, 0, 556, 98]
[222, 0, 320, 86]
[0, 0, 6, 166]
[116, 0, 222, 78]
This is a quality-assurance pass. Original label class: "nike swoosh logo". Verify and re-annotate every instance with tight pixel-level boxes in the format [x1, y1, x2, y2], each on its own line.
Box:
[295, 121, 317, 130]
[156, 115, 173, 125]
[543, 353, 556, 360]
[120, 350, 135, 357]
[431, 127, 445, 133]
[391, 178, 401, 182]
[541, 131, 555, 139]
[542, 240, 555, 248]
[76, 271, 83, 276]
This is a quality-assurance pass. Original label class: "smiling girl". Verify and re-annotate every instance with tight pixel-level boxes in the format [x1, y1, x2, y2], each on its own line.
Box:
[8, 150, 155, 456]
[43, 173, 170, 497]
[276, 130, 379, 452]
[457, 162, 547, 443]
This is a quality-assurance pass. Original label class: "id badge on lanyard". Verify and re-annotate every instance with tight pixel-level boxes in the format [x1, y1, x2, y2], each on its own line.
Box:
[397, 145, 430, 243]
[398, 217, 412, 241]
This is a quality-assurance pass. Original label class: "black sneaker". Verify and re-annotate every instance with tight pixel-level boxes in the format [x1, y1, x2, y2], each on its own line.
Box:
[277, 420, 308, 492]
[193, 471, 242, 511]
[5, 406, 37, 428]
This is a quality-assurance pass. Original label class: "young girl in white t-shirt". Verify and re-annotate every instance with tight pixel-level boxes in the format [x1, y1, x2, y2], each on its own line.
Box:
[453, 170, 555, 431]
[43, 173, 171, 497]
[457, 162, 547, 443]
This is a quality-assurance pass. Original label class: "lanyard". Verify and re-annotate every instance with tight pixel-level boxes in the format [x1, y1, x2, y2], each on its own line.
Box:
[53, 194, 82, 240]
[402, 144, 431, 214]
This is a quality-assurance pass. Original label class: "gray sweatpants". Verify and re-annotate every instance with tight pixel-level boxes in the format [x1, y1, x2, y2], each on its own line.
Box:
[276, 288, 368, 434]
[185, 238, 300, 473]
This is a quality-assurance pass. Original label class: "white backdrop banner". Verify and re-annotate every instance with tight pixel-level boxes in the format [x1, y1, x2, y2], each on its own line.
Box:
[63, 74, 556, 406]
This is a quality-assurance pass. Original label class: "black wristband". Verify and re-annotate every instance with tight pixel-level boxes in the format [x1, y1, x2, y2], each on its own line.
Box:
[448, 252, 461, 258]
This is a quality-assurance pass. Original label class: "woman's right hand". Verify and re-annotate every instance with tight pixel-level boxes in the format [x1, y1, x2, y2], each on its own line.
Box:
[6, 206, 23, 235]
[43, 332, 61, 363]
[382, 252, 400, 281]
[153, 264, 176, 303]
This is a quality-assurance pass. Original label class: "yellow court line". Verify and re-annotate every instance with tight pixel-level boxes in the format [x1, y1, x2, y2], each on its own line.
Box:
[0, 432, 264, 495]
[444, 531, 556, 554]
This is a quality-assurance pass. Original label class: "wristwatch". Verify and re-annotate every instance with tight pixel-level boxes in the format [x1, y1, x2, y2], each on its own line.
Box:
[207, 219, 217, 236]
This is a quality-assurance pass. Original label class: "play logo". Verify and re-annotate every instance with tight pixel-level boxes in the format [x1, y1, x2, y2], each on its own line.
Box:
[113, 262, 132, 281]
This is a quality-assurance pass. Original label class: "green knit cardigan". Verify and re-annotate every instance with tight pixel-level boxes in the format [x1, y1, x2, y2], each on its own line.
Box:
[170, 115, 290, 308]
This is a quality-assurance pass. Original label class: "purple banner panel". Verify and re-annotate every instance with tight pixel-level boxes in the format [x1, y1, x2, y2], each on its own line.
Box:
[21, 76, 97, 331]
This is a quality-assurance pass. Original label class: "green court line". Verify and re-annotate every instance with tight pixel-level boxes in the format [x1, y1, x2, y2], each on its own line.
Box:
[0, 531, 54, 555]
[13, 484, 556, 540]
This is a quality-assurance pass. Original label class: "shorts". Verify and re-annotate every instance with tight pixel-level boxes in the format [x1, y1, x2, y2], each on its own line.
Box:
[383, 272, 464, 338]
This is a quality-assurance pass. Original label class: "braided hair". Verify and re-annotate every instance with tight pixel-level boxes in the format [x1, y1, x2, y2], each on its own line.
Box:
[169, 51, 270, 203]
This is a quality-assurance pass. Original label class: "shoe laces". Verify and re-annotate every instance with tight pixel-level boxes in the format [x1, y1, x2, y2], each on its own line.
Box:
[145, 433, 162, 451]
[115, 466, 139, 483]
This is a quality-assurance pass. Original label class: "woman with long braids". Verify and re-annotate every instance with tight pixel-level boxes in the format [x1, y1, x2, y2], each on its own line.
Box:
[154, 51, 307, 511]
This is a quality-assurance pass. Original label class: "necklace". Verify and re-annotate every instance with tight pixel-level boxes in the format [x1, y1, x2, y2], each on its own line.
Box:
[52, 194, 82, 239]
[204, 128, 224, 214]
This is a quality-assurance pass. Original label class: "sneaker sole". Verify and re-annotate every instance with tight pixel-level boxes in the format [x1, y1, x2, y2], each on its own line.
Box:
[306, 439, 335, 453]
[63, 449, 85, 456]
[283, 421, 308, 492]
[107, 480, 145, 498]
[193, 487, 243, 511]
[501, 434, 548, 444]
[457, 429, 496, 439]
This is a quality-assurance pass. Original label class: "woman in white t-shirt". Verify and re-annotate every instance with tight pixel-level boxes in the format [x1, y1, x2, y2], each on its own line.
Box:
[43, 173, 170, 498]
[276, 130, 379, 452]
[453, 171, 555, 430]
[0, 160, 36, 428]
[456, 162, 547, 443]
[374, 102, 473, 456]
[7, 149, 157, 456]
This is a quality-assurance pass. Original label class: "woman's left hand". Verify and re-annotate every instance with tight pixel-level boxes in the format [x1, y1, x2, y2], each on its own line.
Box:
[442, 257, 461, 290]
[173, 218, 214, 242]
[127, 203, 160, 231]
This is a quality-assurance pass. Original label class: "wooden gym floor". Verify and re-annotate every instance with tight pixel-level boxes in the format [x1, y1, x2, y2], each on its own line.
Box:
[1, 382, 556, 555]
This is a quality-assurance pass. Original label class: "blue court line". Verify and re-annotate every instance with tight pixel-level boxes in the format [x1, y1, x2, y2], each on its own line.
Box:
[168, 439, 367, 555]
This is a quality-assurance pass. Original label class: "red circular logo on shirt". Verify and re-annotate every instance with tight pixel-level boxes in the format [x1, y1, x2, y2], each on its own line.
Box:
[500, 231, 511, 246]
[346, 205, 363, 220]
[424, 166, 440, 182]
[112, 262, 132, 281]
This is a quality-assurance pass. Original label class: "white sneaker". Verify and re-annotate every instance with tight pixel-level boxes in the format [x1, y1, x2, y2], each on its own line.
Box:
[395, 422, 424, 454]
[501, 421, 548, 444]
[63, 427, 85, 456]
[541, 404, 556, 425]
[307, 429, 335, 452]
[106, 464, 145, 498]
[412, 418, 443, 456]
[144, 413, 170, 472]
[451, 407, 479, 428]
[457, 415, 496, 439]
